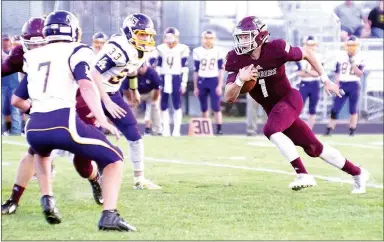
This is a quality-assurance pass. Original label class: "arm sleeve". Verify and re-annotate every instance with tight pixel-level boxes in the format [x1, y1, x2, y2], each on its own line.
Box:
[277, 39, 303, 62]
[296, 61, 303, 71]
[193, 48, 200, 72]
[358, 58, 365, 72]
[226, 72, 238, 85]
[181, 45, 190, 67]
[69, 46, 94, 82]
[335, 62, 341, 74]
[14, 74, 29, 100]
[94, 41, 128, 73]
[218, 59, 223, 70]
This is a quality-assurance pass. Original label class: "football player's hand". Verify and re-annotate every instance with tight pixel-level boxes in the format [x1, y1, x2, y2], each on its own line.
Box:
[104, 99, 127, 119]
[100, 122, 120, 140]
[324, 80, 343, 98]
[129, 89, 141, 107]
[193, 88, 199, 97]
[181, 87, 186, 94]
[239, 64, 258, 82]
[216, 86, 222, 96]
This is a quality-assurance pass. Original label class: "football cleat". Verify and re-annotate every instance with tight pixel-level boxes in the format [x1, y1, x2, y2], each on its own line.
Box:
[133, 178, 161, 190]
[98, 210, 137, 232]
[41, 195, 62, 224]
[352, 167, 370, 194]
[289, 173, 317, 191]
[1, 199, 18, 215]
[89, 175, 103, 205]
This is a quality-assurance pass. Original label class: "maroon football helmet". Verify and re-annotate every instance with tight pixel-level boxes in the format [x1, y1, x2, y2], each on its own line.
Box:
[233, 16, 270, 55]
[20, 17, 46, 52]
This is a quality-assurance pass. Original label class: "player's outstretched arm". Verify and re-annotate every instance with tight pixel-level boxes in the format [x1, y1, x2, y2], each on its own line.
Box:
[302, 48, 342, 97]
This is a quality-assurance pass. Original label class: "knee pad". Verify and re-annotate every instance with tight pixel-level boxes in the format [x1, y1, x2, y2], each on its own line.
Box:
[304, 142, 323, 158]
[330, 111, 339, 120]
[120, 124, 142, 141]
[73, 156, 93, 178]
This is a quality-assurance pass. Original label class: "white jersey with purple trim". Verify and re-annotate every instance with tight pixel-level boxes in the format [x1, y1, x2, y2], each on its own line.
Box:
[298, 53, 325, 82]
[23, 42, 94, 113]
[193, 46, 225, 78]
[94, 35, 151, 93]
[157, 43, 190, 75]
[336, 52, 364, 82]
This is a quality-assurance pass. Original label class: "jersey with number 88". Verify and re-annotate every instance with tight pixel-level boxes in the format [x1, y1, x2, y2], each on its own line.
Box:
[23, 41, 94, 113]
[193, 46, 224, 78]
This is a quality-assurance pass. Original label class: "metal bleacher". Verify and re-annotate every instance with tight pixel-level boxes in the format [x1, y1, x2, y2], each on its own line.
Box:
[280, 1, 383, 123]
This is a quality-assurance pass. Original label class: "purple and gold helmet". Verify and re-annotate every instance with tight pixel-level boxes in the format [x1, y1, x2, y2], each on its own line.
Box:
[345, 35, 359, 55]
[20, 17, 46, 52]
[43, 10, 80, 43]
[232, 16, 270, 55]
[121, 13, 156, 52]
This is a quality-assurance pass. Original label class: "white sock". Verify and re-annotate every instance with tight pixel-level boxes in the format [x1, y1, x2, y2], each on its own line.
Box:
[319, 143, 346, 169]
[172, 108, 182, 135]
[269, 132, 299, 162]
[128, 139, 144, 175]
[162, 110, 170, 135]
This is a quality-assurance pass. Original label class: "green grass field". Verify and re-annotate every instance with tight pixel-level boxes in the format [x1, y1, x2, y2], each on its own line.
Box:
[1, 135, 383, 240]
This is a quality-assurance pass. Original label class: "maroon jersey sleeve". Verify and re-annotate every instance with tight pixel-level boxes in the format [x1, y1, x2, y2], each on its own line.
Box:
[273, 39, 303, 62]
[224, 50, 240, 85]
[1, 45, 24, 77]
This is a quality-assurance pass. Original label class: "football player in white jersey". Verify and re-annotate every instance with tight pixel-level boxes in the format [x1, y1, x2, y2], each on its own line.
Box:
[92, 32, 108, 54]
[2, 16, 104, 216]
[296, 36, 325, 130]
[18, 11, 135, 231]
[156, 27, 190, 136]
[193, 30, 224, 135]
[326, 36, 365, 136]
[89, 13, 161, 190]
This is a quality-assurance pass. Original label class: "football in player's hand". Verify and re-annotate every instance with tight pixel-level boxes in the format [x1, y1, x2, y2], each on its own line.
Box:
[240, 80, 256, 94]
[239, 65, 257, 94]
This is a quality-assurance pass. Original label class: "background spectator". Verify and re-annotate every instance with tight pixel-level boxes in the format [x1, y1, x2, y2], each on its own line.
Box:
[334, 0, 364, 41]
[368, 0, 384, 38]
[1, 34, 22, 135]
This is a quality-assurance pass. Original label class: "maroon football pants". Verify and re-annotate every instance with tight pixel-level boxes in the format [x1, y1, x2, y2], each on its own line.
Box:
[262, 88, 323, 158]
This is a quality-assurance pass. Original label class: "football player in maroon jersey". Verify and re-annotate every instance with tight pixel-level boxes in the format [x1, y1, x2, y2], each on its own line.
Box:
[224, 16, 369, 193]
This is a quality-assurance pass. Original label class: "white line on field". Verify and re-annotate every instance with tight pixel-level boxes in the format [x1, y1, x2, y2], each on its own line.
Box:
[142, 157, 383, 189]
[247, 140, 383, 149]
[3, 140, 383, 189]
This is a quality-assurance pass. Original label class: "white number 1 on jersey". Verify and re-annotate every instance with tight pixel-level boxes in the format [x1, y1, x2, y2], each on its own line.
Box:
[259, 79, 268, 97]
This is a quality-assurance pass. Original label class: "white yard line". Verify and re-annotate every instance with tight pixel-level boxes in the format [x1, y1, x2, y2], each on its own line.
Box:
[143, 157, 383, 189]
[3, 140, 383, 189]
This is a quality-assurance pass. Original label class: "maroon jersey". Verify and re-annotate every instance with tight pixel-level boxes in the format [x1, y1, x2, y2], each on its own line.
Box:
[1, 45, 24, 77]
[225, 39, 303, 110]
